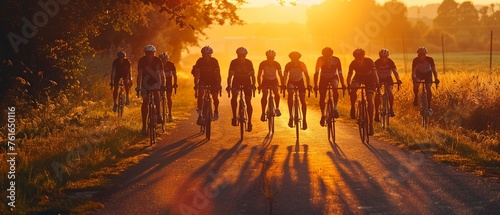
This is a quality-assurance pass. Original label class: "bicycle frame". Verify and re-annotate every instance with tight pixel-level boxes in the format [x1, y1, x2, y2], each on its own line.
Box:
[351, 85, 369, 144]
[324, 84, 344, 142]
[416, 81, 437, 128]
[232, 85, 248, 140]
[261, 85, 277, 134]
[147, 90, 158, 146]
[199, 85, 219, 140]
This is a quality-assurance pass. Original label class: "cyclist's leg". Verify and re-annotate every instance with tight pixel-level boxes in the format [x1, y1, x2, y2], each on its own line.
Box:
[113, 77, 120, 105]
[349, 80, 360, 119]
[243, 84, 253, 127]
[424, 73, 433, 109]
[211, 90, 219, 113]
[366, 84, 376, 135]
[261, 87, 268, 121]
[272, 86, 280, 109]
[331, 78, 340, 116]
[387, 84, 395, 112]
[124, 75, 132, 104]
[197, 88, 204, 115]
[413, 75, 421, 106]
[318, 77, 327, 116]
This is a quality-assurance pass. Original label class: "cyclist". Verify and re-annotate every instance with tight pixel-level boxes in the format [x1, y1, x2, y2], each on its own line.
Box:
[283, 51, 312, 130]
[374, 48, 402, 122]
[227, 47, 256, 132]
[257, 50, 284, 122]
[412, 47, 440, 115]
[313, 47, 346, 126]
[110, 51, 132, 112]
[347, 48, 379, 136]
[192, 46, 222, 125]
[136, 45, 165, 135]
[159, 52, 178, 122]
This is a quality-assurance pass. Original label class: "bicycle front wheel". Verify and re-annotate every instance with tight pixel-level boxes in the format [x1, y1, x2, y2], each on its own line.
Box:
[381, 94, 389, 129]
[421, 94, 428, 128]
[118, 91, 125, 117]
[357, 101, 368, 143]
[268, 96, 275, 133]
[327, 101, 335, 142]
[204, 101, 212, 140]
[294, 99, 300, 139]
[239, 101, 245, 140]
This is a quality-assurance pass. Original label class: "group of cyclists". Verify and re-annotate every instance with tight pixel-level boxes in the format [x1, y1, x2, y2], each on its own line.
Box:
[110, 44, 439, 137]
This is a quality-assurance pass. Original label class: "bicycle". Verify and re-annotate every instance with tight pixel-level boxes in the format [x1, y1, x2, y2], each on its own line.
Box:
[284, 85, 310, 140]
[350, 85, 369, 144]
[260, 85, 279, 134]
[116, 80, 126, 117]
[161, 85, 177, 133]
[316, 84, 344, 142]
[142, 89, 159, 146]
[231, 85, 254, 140]
[376, 81, 400, 129]
[198, 85, 221, 140]
[415, 81, 438, 128]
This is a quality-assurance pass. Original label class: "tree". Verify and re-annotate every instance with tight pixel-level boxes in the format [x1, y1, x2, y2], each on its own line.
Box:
[434, 0, 459, 34]
[0, 0, 243, 110]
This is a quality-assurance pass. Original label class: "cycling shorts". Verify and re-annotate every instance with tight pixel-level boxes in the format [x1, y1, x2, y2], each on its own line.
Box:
[287, 79, 306, 94]
[351, 75, 376, 93]
[232, 77, 253, 97]
[415, 72, 432, 83]
[261, 79, 279, 89]
[319, 76, 339, 92]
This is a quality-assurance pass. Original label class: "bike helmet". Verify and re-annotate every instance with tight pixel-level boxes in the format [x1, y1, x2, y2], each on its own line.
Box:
[143, 45, 156, 52]
[322, 47, 334, 56]
[236, 47, 248, 55]
[352, 48, 365, 58]
[201, 46, 213, 54]
[288, 51, 301, 60]
[265, 50, 276, 57]
[159, 52, 169, 60]
[117, 51, 126, 58]
[417, 47, 428, 54]
[379, 48, 390, 57]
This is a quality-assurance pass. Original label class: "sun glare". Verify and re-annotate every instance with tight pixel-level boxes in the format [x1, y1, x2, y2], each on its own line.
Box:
[243, 0, 325, 7]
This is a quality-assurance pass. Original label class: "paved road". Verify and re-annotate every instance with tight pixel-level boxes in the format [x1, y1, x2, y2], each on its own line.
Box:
[95, 96, 500, 215]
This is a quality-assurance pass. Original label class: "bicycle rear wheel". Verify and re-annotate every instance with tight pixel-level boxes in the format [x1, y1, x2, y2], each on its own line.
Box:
[162, 95, 167, 132]
[149, 101, 156, 146]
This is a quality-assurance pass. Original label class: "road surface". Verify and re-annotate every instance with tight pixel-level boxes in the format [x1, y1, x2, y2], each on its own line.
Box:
[95, 96, 500, 215]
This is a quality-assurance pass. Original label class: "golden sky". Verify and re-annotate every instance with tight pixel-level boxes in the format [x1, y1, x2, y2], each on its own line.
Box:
[244, 0, 499, 7]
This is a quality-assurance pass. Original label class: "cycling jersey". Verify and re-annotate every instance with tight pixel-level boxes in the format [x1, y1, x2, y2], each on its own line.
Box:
[229, 58, 255, 79]
[138, 56, 163, 91]
[192, 57, 221, 86]
[164, 61, 176, 78]
[412, 56, 435, 74]
[349, 57, 377, 92]
[375, 58, 396, 79]
[258, 60, 281, 81]
[316, 56, 342, 78]
[112, 58, 131, 80]
[284, 61, 307, 82]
